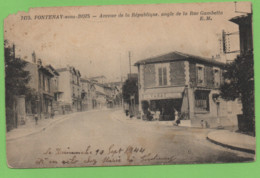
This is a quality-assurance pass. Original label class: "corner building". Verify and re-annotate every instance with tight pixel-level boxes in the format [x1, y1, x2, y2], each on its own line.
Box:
[135, 51, 242, 127]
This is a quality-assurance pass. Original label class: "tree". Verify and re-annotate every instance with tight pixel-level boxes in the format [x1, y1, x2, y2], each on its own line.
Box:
[220, 50, 254, 133]
[5, 40, 31, 131]
[122, 77, 139, 105]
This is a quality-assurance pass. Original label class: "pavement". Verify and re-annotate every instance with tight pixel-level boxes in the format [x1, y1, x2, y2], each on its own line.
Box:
[6, 113, 76, 141]
[6, 109, 256, 155]
[113, 110, 256, 154]
[207, 130, 256, 154]
[6, 109, 254, 168]
[6, 108, 116, 141]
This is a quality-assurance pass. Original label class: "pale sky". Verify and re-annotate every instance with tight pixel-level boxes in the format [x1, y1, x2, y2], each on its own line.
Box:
[4, 2, 251, 82]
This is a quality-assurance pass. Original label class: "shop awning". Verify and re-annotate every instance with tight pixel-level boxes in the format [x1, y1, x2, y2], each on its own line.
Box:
[142, 87, 184, 100]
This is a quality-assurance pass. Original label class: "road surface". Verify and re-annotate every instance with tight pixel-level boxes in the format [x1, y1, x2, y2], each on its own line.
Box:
[6, 109, 254, 168]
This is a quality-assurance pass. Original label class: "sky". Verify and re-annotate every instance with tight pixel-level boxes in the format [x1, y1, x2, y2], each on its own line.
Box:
[4, 2, 251, 82]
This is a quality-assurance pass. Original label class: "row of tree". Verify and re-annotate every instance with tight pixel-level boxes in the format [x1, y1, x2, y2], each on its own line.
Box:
[4, 40, 34, 131]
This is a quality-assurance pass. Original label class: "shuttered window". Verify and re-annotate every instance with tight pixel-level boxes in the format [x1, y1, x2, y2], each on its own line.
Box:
[158, 67, 167, 86]
[197, 66, 205, 85]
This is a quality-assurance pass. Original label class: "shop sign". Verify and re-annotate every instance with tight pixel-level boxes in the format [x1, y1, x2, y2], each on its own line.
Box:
[142, 92, 182, 100]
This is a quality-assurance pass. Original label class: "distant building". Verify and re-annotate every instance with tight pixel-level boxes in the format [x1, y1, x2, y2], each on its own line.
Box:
[107, 81, 123, 107]
[229, 14, 253, 54]
[81, 78, 97, 111]
[135, 51, 242, 127]
[88, 75, 107, 84]
[56, 66, 82, 112]
[46, 65, 63, 114]
[24, 56, 55, 118]
[93, 83, 108, 109]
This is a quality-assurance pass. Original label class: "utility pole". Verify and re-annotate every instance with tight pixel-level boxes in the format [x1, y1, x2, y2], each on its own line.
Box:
[119, 53, 124, 109]
[129, 51, 131, 79]
[13, 44, 15, 60]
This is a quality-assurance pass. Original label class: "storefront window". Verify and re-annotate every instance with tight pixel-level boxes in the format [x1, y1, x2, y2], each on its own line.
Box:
[195, 90, 209, 112]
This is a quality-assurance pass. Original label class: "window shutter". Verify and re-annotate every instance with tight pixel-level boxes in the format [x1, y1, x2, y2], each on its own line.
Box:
[159, 68, 162, 86]
[163, 67, 167, 85]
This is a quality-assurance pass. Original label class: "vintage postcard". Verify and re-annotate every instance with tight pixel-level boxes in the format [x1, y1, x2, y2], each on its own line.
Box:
[4, 2, 255, 168]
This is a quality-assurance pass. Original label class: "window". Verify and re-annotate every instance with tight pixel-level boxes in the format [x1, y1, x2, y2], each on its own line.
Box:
[158, 67, 167, 86]
[47, 78, 50, 92]
[195, 90, 209, 112]
[39, 73, 42, 89]
[72, 87, 75, 97]
[214, 68, 220, 88]
[197, 65, 205, 85]
[43, 75, 45, 91]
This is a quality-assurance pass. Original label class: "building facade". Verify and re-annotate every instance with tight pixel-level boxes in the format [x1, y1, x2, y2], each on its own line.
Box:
[46, 65, 63, 115]
[25, 57, 55, 119]
[229, 14, 253, 54]
[135, 51, 242, 127]
[56, 66, 82, 113]
[81, 78, 97, 111]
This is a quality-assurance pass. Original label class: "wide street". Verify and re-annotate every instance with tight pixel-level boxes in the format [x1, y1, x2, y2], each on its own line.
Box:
[6, 109, 254, 168]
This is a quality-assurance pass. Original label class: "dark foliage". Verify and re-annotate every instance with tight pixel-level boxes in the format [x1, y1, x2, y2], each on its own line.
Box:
[122, 77, 139, 105]
[220, 50, 254, 132]
[4, 40, 31, 131]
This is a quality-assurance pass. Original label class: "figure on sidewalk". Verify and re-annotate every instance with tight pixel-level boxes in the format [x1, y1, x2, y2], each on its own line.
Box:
[34, 114, 38, 125]
[51, 108, 55, 119]
[173, 107, 180, 126]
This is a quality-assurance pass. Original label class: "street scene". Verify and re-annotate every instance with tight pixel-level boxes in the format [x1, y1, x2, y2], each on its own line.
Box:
[4, 2, 255, 168]
[6, 109, 254, 168]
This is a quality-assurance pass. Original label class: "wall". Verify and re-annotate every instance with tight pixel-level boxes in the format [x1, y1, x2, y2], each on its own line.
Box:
[24, 62, 38, 91]
[169, 61, 185, 85]
[143, 64, 156, 88]
[143, 61, 186, 89]
[58, 70, 72, 104]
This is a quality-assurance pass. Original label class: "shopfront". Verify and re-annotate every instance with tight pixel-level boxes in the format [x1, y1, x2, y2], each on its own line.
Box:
[140, 87, 188, 121]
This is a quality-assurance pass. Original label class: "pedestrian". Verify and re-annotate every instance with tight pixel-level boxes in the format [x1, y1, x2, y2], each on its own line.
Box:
[173, 107, 179, 126]
[34, 114, 38, 125]
[51, 109, 55, 119]
[200, 120, 204, 128]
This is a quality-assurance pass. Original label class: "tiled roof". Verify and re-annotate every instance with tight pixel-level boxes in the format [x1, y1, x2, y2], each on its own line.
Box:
[134, 51, 225, 67]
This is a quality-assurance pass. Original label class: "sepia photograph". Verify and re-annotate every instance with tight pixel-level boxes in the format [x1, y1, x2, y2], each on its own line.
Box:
[4, 1, 255, 168]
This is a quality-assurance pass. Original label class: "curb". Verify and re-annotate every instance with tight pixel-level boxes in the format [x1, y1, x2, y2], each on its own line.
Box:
[206, 136, 255, 154]
[6, 114, 73, 142]
[6, 109, 116, 142]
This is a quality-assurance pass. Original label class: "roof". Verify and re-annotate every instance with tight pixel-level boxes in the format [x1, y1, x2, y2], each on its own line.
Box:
[229, 14, 252, 25]
[56, 68, 67, 72]
[39, 66, 54, 77]
[88, 75, 106, 80]
[56, 66, 81, 77]
[46, 65, 59, 76]
[134, 51, 225, 67]
[80, 78, 91, 83]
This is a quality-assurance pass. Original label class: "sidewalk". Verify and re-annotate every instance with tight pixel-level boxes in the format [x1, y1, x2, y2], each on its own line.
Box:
[112, 110, 256, 154]
[207, 130, 256, 154]
[6, 114, 72, 141]
[111, 110, 179, 127]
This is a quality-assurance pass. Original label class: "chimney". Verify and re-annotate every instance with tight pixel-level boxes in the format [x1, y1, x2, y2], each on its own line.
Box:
[32, 51, 36, 63]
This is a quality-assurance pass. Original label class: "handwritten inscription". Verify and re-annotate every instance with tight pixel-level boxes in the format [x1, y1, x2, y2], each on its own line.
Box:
[36, 144, 175, 166]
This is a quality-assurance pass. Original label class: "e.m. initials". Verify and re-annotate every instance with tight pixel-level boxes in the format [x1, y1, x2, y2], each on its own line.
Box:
[200, 16, 212, 21]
